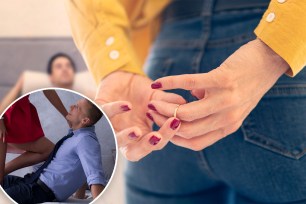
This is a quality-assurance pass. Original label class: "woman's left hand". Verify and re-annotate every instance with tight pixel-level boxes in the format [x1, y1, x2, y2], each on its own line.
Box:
[149, 39, 289, 151]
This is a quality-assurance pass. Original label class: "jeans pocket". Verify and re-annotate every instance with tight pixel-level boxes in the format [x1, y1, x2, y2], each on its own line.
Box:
[241, 84, 306, 160]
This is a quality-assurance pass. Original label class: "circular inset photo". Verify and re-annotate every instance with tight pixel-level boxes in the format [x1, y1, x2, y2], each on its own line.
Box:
[0, 88, 117, 204]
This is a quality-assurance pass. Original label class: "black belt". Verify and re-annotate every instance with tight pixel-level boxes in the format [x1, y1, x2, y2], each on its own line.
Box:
[163, 0, 270, 20]
[36, 179, 56, 200]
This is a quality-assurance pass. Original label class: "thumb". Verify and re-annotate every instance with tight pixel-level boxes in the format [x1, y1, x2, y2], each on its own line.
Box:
[98, 101, 132, 119]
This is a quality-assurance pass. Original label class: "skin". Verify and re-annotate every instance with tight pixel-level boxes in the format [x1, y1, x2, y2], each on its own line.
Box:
[95, 38, 289, 159]
[149, 38, 289, 151]
[49, 56, 75, 89]
[0, 90, 68, 185]
[95, 73, 185, 161]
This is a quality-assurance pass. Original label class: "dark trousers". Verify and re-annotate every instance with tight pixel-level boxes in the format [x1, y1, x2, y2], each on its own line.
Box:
[3, 175, 55, 204]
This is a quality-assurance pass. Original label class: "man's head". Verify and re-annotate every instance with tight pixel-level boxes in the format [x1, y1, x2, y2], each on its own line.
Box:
[66, 98, 103, 130]
[47, 53, 76, 89]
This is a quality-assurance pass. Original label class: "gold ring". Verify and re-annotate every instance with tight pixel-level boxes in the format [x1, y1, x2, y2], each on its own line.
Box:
[173, 104, 181, 118]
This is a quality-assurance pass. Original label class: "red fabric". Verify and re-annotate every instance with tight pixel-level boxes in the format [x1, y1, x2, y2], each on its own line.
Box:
[4, 95, 44, 143]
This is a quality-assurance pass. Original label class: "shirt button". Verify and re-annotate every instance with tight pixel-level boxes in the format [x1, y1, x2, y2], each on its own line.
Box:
[277, 0, 286, 3]
[105, 36, 114, 46]
[266, 12, 275, 22]
[109, 50, 120, 60]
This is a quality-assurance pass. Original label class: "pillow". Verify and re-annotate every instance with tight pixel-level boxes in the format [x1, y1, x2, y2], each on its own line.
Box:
[22, 70, 96, 99]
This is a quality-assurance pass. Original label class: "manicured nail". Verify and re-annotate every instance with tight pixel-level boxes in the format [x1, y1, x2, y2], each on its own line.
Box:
[149, 135, 161, 145]
[121, 105, 130, 111]
[146, 112, 154, 121]
[151, 82, 162, 89]
[170, 118, 181, 130]
[128, 132, 138, 140]
[148, 104, 157, 111]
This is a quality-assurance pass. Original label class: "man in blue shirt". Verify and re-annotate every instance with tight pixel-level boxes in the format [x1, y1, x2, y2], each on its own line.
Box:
[2, 98, 107, 204]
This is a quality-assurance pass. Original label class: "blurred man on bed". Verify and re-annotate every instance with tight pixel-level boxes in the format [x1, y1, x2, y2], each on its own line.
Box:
[2, 98, 106, 204]
[0, 53, 76, 113]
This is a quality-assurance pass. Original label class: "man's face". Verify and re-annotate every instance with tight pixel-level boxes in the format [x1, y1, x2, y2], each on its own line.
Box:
[66, 99, 90, 128]
[49, 57, 75, 88]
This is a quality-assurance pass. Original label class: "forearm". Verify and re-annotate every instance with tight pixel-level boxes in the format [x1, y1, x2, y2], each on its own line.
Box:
[0, 74, 24, 113]
[90, 184, 104, 199]
[43, 90, 68, 118]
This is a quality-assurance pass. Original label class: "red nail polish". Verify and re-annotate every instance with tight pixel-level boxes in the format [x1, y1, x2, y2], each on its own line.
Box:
[170, 118, 181, 130]
[128, 132, 138, 140]
[149, 135, 161, 145]
[121, 105, 130, 111]
[146, 112, 154, 121]
[148, 104, 157, 111]
[151, 82, 162, 89]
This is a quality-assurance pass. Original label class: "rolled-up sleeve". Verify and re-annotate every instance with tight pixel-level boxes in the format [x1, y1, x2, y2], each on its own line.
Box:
[76, 136, 107, 186]
[254, 0, 306, 77]
[65, 0, 145, 84]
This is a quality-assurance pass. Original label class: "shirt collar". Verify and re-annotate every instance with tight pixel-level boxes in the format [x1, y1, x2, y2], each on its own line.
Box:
[68, 126, 95, 135]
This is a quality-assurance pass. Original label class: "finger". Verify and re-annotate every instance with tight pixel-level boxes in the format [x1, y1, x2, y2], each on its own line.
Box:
[98, 101, 132, 118]
[147, 110, 168, 128]
[116, 126, 143, 147]
[171, 122, 241, 151]
[149, 91, 233, 121]
[151, 73, 216, 90]
[123, 117, 181, 161]
[190, 89, 206, 100]
[151, 90, 186, 105]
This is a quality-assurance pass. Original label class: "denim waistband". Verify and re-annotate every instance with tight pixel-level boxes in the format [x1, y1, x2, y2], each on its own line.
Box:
[163, 0, 270, 21]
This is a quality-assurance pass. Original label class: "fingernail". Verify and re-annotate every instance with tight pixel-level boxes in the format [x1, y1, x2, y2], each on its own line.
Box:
[146, 112, 154, 122]
[148, 104, 157, 111]
[128, 132, 138, 140]
[170, 118, 181, 130]
[121, 105, 130, 111]
[151, 82, 162, 89]
[149, 135, 161, 145]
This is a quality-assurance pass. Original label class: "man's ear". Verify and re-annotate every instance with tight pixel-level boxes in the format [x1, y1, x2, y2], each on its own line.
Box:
[82, 117, 91, 126]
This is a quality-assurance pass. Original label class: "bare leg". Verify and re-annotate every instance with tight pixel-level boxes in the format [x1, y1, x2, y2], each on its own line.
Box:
[0, 138, 7, 185]
[4, 137, 54, 175]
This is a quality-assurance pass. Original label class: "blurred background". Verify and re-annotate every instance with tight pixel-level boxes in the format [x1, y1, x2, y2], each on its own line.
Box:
[0, 1, 125, 203]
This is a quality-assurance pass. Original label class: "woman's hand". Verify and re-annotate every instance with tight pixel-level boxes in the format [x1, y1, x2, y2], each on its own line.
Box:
[149, 38, 289, 151]
[95, 71, 185, 161]
[0, 119, 7, 143]
[101, 101, 181, 161]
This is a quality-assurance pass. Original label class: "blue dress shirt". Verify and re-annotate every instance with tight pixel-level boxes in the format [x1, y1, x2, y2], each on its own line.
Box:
[39, 126, 107, 201]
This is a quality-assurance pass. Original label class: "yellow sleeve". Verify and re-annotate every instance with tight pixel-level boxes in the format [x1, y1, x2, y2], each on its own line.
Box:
[254, 0, 306, 77]
[65, 0, 145, 84]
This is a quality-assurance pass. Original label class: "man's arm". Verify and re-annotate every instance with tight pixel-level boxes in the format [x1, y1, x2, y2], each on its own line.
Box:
[90, 184, 105, 199]
[0, 72, 24, 113]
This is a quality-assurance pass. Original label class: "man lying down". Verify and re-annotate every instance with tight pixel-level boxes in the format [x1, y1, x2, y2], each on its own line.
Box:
[2, 98, 106, 204]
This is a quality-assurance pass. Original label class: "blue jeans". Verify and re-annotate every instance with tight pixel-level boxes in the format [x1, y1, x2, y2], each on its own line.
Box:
[3, 175, 55, 204]
[125, 1, 306, 204]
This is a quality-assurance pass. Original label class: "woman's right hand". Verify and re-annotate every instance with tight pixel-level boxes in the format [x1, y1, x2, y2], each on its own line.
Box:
[0, 119, 7, 143]
[96, 71, 185, 161]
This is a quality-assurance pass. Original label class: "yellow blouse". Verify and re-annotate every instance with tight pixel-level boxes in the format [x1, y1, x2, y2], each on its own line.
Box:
[65, 0, 306, 84]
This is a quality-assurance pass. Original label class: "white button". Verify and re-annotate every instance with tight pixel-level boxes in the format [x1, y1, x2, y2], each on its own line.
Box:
[109, 50, 120, 60]
[105, 36, 114, 46]
[266, 12, 275, 22]
[277, 0, 286, 3]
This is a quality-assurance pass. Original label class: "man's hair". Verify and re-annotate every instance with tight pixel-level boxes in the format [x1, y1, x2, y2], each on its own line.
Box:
[84, 99, 103, 126]
[47, 53, 77, 75]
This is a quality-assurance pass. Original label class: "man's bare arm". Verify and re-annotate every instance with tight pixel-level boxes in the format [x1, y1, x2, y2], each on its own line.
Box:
[90, 184, 105, 199]
[0, 73, 24, 113]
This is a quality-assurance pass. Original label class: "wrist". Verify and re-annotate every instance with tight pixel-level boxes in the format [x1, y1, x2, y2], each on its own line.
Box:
[253, 38, 289, 78]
